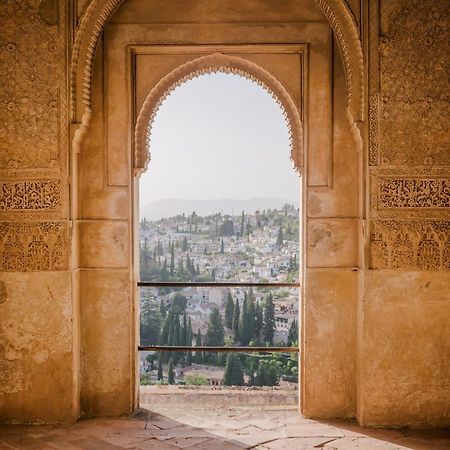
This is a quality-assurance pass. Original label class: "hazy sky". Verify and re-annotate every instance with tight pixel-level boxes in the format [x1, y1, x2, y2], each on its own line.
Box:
[139, 73, 301, 207]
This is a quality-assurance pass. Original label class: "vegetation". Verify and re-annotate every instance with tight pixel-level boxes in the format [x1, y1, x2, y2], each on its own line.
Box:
[222, 353, 244, 386]
[184, 373, 208, 386]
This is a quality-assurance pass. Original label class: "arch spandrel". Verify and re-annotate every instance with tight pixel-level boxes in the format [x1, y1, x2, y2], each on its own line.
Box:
[70, 0, 364, 129]
[134, 53, 303, 176]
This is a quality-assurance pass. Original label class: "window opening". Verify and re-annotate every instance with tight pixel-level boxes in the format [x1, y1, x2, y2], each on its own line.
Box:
[138, 72, 301, 396]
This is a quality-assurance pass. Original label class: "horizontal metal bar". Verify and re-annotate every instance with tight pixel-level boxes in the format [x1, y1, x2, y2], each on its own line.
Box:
[138, 281, 300, 288]
[138, 345, 298, 353]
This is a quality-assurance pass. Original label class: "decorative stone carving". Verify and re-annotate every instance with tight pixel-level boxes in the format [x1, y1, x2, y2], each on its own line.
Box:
[0, 181, 61, 211]
[71, 0, 364, 124]
[134, 53, 303, 175]
[0, 222, 68, 272]
[368, 94, 379, 166]
[0, 1, 64, 169]
[370, 220, 450, 270]
[379, 0, 450, 166]
[377, 178, 450, 209]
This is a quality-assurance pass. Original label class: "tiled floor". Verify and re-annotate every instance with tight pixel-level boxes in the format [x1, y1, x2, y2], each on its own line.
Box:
[1, 404, 449, 449]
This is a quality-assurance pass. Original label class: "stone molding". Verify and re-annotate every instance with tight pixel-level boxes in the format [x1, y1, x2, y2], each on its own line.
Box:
[370, 220, 450, 270]
[0, 181, 61, 211]
[0, 222, 68, 272]
[134, 53, 303, 175]
[70, 0, 364, 126]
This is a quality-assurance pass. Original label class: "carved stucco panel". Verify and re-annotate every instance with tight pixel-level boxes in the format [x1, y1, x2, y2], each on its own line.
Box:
[0, 1, 66, 170]
[376, 178, 450, 210]
[0, 222, 68, 271]
[0, 181, 61, 211]
[370, 220, 450, 270]
[378, 0, 450, 166]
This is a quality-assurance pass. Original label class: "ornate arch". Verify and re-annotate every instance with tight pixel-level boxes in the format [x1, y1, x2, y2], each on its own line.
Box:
[70, 0, 364, 127]
[134, 53, 303, 175]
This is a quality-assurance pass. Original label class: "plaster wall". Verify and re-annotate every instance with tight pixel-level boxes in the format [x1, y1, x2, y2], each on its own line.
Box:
[357, 0, 450, 426]
[0, 0, 448, 427]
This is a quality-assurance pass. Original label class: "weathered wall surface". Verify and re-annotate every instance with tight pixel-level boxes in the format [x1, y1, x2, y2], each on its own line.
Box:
[0, 0, 76, 422]
[361, 0, 450, 426]
[0, 0, 448, 427]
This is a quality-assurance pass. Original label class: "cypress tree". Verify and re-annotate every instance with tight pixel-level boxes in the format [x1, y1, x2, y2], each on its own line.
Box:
[182, 312, 188, 345]
[287, 318, 298, 346]
[157, 352, 163, 381]
[168, 357, 175, 384]
[170, 242, 175, 275]
[254, 302, 263, 344]
[240, 211, 245, 237]
[195, 328, 203, 364]
[222, 353, 244, 386]
[220, 238, 224, 254]
[247, 289, 255, 343]
[239, 292, 251, 346]
[232, 299, 240, 342]
[224, 292, 234, 329]
[276, 226, 284, 248]
[206, 307, 225, 346]
[263, 294, 276, 345]
[160, 257, 168, 281]
[160, 298, 167, 319]
[186, 318, 193, 365]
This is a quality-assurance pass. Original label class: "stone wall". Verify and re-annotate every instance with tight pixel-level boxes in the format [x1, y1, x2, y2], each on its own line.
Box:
[0, 0, 448, 426]
[0, 0, 76, 422]
[360, 0, 450, 426]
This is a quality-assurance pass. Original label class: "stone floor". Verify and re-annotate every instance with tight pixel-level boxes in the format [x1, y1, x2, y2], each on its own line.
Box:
[1, 404, 449, 450]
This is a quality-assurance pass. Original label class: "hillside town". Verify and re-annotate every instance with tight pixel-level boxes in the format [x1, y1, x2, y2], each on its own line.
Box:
[139, 205, 300, 386]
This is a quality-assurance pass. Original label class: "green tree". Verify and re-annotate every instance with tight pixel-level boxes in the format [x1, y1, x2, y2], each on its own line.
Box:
[239, 292, 252, 346]
[255, 361, 278, 386]
[254, 302, 263, 344]
[287, 318, 298, 347]
[186, 318, 193, 365]
[140, 292, 161, 346]
[240, 211, 245, 237]
[157, 352, 163, 381]
[224, 292, 234, 329]
[170, 242, 175, 275]
[222, 353, 244, 386]
[160, 257, 169, 281]
[195, 328, 203, 364]
[206, 307, 225, 346]
[182, 236, 188, 252]
[220, 238, 224, 254]
[276, 226, 284, 248]
[232, 299, 240, 342]
[263, 294, 276, 345]
[168, 357, 175, 384]
[247, 290, 256, 343]
[160, 298, 167, 319]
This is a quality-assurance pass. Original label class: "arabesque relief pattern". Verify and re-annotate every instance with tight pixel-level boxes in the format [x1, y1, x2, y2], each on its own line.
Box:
[0, 181, 61, 211]
[0, 2, 68, 272]
[0, 1, 62, 169]
[369, 0, 450, 270]
[0, 222, 68, 272]
[378, 0, 449, 166]
[370, 220, 450, 270]
[377, 178, 450, 209]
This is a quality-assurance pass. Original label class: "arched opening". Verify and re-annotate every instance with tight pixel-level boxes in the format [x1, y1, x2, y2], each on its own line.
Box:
[72, 0, 364, 422]
[137, 68, 302, 409]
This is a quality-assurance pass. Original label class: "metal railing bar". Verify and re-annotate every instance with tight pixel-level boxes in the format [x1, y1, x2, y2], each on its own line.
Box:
[138, 281, 300, 288]
[138, 345, 298, 353]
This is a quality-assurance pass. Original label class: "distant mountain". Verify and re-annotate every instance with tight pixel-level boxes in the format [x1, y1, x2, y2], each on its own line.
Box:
[140, 198, 299, 221]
